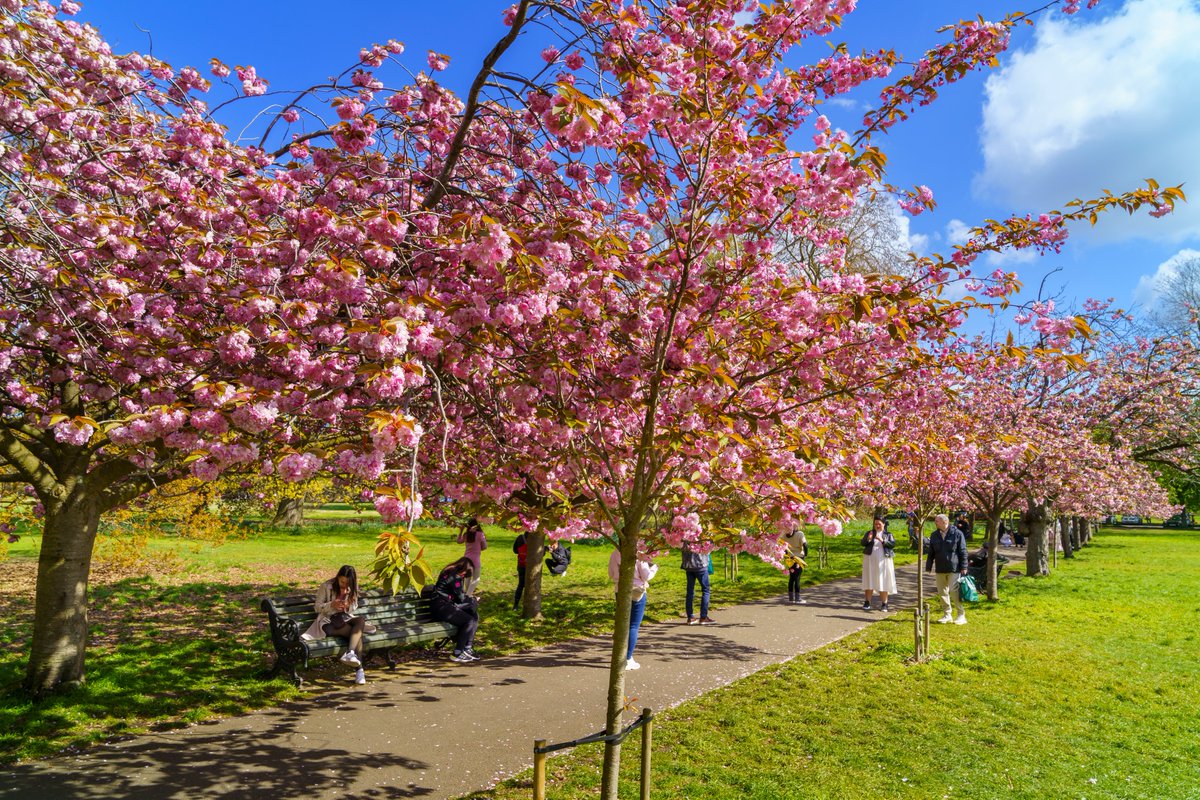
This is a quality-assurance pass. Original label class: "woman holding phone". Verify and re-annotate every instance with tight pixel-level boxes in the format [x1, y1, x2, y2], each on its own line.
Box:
[860, 518, 897, 612]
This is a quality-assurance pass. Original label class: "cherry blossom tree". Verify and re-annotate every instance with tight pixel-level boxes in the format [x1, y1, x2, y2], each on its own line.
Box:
[0, 0, 541, 694]
[951, 308, 1187, 587]
[396, 2, 1177, 793]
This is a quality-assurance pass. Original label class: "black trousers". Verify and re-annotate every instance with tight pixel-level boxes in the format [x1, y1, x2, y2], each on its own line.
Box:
[788, 567, 803, 594]
[513, 566, 526, 609]
[433, 599, 478, 651]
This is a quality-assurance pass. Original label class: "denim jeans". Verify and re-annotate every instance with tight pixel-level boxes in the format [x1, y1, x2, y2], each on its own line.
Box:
[627, 592, 648, 659]
[685, 569, 710, 618]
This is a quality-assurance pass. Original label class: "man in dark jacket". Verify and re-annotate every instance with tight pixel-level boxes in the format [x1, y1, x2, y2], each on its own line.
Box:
[926, 513, 969, 625]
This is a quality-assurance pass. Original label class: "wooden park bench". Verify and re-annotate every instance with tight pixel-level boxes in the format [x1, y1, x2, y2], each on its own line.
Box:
[260, 588, 458, 685]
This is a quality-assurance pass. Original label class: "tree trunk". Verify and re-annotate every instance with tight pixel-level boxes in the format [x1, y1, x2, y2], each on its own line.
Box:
[913, 513, 929, 660]
[1022, 501, 1050, 577]
[25, 491, 101, 695]
[1059, 516, 1073, 559]
[1071, 516, 1084, 549]
[271, 496, 306, 527]
[600, 522, 639, 800]
[985, 513, 1001, 601]
[521, 528, 547, 620]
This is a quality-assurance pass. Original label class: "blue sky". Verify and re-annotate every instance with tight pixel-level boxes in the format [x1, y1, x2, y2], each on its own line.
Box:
[75, 0, 1200, 322]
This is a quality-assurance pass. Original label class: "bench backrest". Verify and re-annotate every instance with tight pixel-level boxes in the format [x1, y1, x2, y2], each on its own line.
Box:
[260, 588, 438, 628]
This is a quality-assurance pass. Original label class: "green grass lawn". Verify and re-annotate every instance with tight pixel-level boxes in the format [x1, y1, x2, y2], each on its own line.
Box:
[0, 515, 888, 763]
[465, 528, 1200, 800]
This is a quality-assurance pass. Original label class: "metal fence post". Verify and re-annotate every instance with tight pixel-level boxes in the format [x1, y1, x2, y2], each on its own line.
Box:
[640, 708, 654, 800]
[533, 739, 547, 800]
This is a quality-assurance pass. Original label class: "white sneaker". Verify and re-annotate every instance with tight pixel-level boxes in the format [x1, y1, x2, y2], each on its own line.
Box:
[954, 615, 968, 625]
[625, 658, 641, 671]
[340, 650, 361, 666]
[935, 614, 953, 624]
[355, 668, 366, 685]
[796, 598, 807, 604]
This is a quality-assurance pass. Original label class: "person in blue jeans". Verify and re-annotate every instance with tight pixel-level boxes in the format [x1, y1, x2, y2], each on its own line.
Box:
[608, 548, 658, 670]
[680, 542, 715, 625]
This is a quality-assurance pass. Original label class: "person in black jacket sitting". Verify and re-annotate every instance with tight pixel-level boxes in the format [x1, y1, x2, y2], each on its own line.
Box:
[926, 514, 969, 625]
[430, 557, 480, 663]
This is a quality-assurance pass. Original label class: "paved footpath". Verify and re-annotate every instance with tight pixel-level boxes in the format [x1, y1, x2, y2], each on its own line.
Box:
[1, 565, 922, 800]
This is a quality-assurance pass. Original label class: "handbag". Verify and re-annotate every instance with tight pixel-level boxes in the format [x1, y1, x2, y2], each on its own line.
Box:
[958, 575, 980, 603]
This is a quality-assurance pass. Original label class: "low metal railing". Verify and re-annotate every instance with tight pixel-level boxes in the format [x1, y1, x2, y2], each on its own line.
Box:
[533, 707, 654, 800]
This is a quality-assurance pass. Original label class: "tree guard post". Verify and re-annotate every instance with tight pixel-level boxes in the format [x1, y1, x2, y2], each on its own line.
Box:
[534, 739, 547, 800]
[640, 707, 654, 800]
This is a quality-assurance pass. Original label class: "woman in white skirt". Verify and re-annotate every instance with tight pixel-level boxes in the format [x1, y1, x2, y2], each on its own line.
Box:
[860, 517, 897, 612]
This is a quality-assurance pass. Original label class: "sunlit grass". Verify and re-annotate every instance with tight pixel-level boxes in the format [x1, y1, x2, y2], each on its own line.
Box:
[463, 528, 1200, 800]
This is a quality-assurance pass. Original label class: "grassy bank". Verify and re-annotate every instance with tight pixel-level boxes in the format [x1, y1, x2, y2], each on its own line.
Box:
[465, 528, 1200, 800]
[0, 517, 892, 763]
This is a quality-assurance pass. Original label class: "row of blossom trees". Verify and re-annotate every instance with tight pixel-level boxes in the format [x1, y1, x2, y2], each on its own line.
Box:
[1, 1, 1192, 795]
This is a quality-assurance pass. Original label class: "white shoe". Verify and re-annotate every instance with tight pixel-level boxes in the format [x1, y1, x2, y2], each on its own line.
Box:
[935, 614, 953, 624]
[625, 658, 641, 671]
[796, 598, 807, 604]
[340, 650, 361, 666]
[954, 615, 968, 625]
[355, 668, 366, 685]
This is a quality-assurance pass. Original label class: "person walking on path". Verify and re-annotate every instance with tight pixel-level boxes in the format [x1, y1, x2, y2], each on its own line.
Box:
[782, 527, 808, 604]
[430, 557, 482, 662]
[681, 542, 716, 625]
[302, 565, 375, 684]
[512, 532, 528, 611]
[608, 547, 659, 670]
[860, 518, 897, 611]
[926, 513, 969, 624]
[457, 517, 488, 595]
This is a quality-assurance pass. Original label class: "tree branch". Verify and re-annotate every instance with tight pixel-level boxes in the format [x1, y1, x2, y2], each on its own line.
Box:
[421, 0, 532, 211]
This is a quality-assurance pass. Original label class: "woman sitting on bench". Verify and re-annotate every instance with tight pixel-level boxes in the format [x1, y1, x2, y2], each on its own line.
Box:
[302, 564, 376, 684]
[430, 557, 481, 663]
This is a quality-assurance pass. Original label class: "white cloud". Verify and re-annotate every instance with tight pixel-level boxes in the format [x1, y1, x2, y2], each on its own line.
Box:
[975, 0, 1200, 243]
[883, 196, 930, 255]
[945, 218, 972, 246]
[825, 97, 863, 111]
[1134, 247, 1200, 307]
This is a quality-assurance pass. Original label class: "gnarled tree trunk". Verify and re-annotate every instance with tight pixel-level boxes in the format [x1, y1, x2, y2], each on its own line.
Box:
[1022, 501, 1050, 577]
[26, 490, 101, 695]
[1059, 516, 1073, 559]
[520, 528, 547, 620]
[271, 496, 306, 527]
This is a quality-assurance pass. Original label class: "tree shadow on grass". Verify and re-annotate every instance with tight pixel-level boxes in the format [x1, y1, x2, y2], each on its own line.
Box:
[0, 576, 311, 764]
